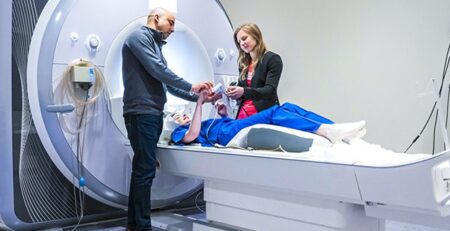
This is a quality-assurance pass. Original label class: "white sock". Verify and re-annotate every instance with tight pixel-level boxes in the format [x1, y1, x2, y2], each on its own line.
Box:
[343, 128, 367, 144]
[321, 120, 366, 143]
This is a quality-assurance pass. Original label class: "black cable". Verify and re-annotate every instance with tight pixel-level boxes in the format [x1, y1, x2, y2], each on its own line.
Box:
[433, 112, 438, 154]
[434, 44, 450, 153]
[440, 45, 450, 95]
[446, 84, 450, 129]
[404, 103, 436, 153]
[76, 89, 89, 176]
[444, 86, 450, 152]
[72, 87, 90, 231]
[404, 40, 450, 153]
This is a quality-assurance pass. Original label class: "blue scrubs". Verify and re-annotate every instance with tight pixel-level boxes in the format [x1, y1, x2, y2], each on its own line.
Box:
[171, 103, 333, 146]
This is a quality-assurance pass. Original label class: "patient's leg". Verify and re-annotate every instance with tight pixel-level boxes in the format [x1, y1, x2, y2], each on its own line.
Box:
[271, 103, 334, 132]
[316, 121, 366, 143]
[270, 103, 366, 143]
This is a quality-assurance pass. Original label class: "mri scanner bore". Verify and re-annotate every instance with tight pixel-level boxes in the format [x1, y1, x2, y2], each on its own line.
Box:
[26, 0, 237, 209]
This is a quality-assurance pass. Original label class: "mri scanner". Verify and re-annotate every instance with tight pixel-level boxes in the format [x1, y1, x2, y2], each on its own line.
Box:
[3, 0, 450, 230]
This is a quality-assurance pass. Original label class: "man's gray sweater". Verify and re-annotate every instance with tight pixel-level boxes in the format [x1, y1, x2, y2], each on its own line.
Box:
[122, 26, 196, 116]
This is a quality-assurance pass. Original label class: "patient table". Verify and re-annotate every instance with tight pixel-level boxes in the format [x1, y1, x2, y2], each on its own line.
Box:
[156, 142, 450, 231]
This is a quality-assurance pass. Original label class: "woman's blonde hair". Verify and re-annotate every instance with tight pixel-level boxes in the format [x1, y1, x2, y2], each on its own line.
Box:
[233, 23, 267, 80]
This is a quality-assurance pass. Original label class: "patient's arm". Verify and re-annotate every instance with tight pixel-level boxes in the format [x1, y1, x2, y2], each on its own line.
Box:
[181, 91, 206, 143]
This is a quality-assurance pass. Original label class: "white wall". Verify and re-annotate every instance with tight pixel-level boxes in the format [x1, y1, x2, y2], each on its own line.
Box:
[221, 0, 450, 154]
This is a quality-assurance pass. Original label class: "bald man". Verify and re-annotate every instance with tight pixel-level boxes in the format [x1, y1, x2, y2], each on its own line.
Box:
[122, 8, 213, 231]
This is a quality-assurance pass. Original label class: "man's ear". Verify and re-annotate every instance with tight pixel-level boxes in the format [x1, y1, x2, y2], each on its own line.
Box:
[154, 14, 160, 23]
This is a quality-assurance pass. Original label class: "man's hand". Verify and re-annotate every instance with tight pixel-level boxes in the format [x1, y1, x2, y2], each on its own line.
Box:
[225, 86, 244, 99]
[191, 81, 213, 94]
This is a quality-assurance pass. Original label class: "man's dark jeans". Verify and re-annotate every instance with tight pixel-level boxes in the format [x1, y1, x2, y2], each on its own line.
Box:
[124, 114, 163, 231]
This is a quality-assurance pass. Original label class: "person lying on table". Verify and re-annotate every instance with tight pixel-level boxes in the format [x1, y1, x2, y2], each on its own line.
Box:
[171, 91, 366, 147]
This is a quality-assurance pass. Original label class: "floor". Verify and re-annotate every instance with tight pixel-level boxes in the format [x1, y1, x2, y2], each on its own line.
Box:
[2, 211, 450, 231]
[386, 221, 450, 231]
[64, 221, 450, 231]
[56, 217, 450, 231]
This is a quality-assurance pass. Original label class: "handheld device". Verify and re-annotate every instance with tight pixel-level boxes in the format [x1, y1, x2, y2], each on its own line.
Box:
[212, 83, 224, 94]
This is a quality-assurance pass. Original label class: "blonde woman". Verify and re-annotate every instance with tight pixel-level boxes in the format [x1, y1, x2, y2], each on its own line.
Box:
[226, 23, 283, 119]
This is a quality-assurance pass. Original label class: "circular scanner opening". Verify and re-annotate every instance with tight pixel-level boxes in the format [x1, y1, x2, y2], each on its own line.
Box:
[104, 17, 214, 137]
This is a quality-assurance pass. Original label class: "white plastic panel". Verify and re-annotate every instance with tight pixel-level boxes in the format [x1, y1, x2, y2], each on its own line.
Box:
[157, 145, 363, 203]
[355, 151, 450, 216]
[53, 0, 238, 75]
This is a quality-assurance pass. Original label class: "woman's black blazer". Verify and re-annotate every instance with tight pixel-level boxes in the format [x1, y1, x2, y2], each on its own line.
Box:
[236, 51, 283, 116]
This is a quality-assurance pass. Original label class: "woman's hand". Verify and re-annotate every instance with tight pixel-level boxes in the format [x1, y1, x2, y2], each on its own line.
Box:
[225, 86, 244, 99]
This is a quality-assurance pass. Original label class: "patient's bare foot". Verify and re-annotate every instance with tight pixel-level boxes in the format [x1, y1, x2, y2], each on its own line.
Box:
[317, 121, 366, 143]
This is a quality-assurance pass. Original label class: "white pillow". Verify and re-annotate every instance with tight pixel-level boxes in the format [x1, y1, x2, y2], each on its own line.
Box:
[226, 124, 332, 150]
